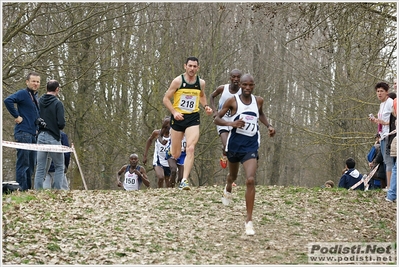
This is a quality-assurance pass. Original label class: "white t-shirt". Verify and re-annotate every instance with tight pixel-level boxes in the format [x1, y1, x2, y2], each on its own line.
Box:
[378, 97, 393, 140]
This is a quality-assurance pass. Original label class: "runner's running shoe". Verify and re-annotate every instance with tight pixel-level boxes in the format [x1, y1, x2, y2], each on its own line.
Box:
[245, 221, 255, 236]
[220, 156, 227, 169]
[221, 185, 232, 206]
[165, 148, 171, 160]
[179, 179, 191, 190]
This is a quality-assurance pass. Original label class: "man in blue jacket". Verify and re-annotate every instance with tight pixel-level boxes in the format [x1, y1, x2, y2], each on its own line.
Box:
[338, 157, 364, 190]
[4, 72, 41, 191]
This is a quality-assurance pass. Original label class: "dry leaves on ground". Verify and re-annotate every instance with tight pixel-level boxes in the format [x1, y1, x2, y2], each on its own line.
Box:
[2, 185, 396, 265]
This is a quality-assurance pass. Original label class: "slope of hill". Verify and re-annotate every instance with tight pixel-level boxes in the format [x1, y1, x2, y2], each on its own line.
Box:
[2, 185, 396, 265]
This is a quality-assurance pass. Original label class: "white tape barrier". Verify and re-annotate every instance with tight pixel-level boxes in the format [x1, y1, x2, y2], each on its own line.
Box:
[349, 163, 379, 191]
[354, 130, 397, 190]
[2, 140, 87, 190]
[2, 140, 73, 152]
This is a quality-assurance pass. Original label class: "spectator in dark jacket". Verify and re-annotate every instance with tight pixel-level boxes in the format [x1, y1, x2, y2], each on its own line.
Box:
[369, 142, 387, 189]
[34, 80, 66, 190]
[4, 72, 41, 190]
[338, 158, 364, 190]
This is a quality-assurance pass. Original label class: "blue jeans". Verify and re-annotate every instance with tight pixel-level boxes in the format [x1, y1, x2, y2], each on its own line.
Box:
[34, 131, 64, 190]
[380, 138, 394, 172]
[387, 160, 397, 201]
[43, 156, 69, 190]
[14, 131, 37, 191]
[43, 172, 69, 190]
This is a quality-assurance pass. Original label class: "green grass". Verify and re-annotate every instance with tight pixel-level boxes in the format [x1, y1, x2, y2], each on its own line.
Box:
[289, 221, 302, 226]
[260, 216, 271, 224]
[149, 244, 162, 253]
[2, 194, 37, 212]
[2, 193, 37, 204]
[47, 243, 61, 252]
[115, 252, 127, 257]
[165, 232, 174, 239]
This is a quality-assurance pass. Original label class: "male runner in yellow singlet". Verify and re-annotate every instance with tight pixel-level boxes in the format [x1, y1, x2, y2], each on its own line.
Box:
[162, 56, 213, 190]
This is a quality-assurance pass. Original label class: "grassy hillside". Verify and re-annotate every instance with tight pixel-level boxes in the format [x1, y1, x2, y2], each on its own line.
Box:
[2, 185, 396, 265]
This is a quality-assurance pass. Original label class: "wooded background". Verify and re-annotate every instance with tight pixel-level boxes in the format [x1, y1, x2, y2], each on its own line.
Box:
[2, 2, 397, 190]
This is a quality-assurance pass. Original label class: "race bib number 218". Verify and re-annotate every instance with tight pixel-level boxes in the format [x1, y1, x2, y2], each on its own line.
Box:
[178, 94, 197, 112]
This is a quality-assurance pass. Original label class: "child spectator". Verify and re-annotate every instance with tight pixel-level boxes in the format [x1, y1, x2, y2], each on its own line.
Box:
[324, 180, 335, 188]
[338, 158, 364, 190]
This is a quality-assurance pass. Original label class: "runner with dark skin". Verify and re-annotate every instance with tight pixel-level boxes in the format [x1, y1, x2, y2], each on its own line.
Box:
[213, 74, 275, 235]
[143, 117, 171, 187]
[143, 116, 171, 165]
[117, 154, 150, 189]
[210, 69, 242, 169]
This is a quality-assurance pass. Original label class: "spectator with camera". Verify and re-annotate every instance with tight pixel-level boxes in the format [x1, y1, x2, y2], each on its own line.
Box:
[34, 80, 66, 190]
[4, 72, 42, 191]
[369, 82, 395, 191]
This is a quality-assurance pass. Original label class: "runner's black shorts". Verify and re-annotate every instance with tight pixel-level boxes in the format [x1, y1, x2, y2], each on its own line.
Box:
[171, 112, 200, 132]
[154, 162, 171, 177]
[227, 151, 259, 164]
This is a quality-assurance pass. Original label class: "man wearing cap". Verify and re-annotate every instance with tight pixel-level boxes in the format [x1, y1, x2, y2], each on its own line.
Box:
[34, 80, 66, 190]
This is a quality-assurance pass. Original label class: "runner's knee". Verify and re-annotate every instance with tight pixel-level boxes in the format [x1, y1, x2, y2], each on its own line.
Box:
[186, 144, 195, 155]
[246, 176, 255, 186]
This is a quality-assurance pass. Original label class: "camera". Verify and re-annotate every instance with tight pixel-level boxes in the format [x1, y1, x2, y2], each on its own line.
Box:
[35, 118, 47, 128]
[368, 114, 375, 119]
